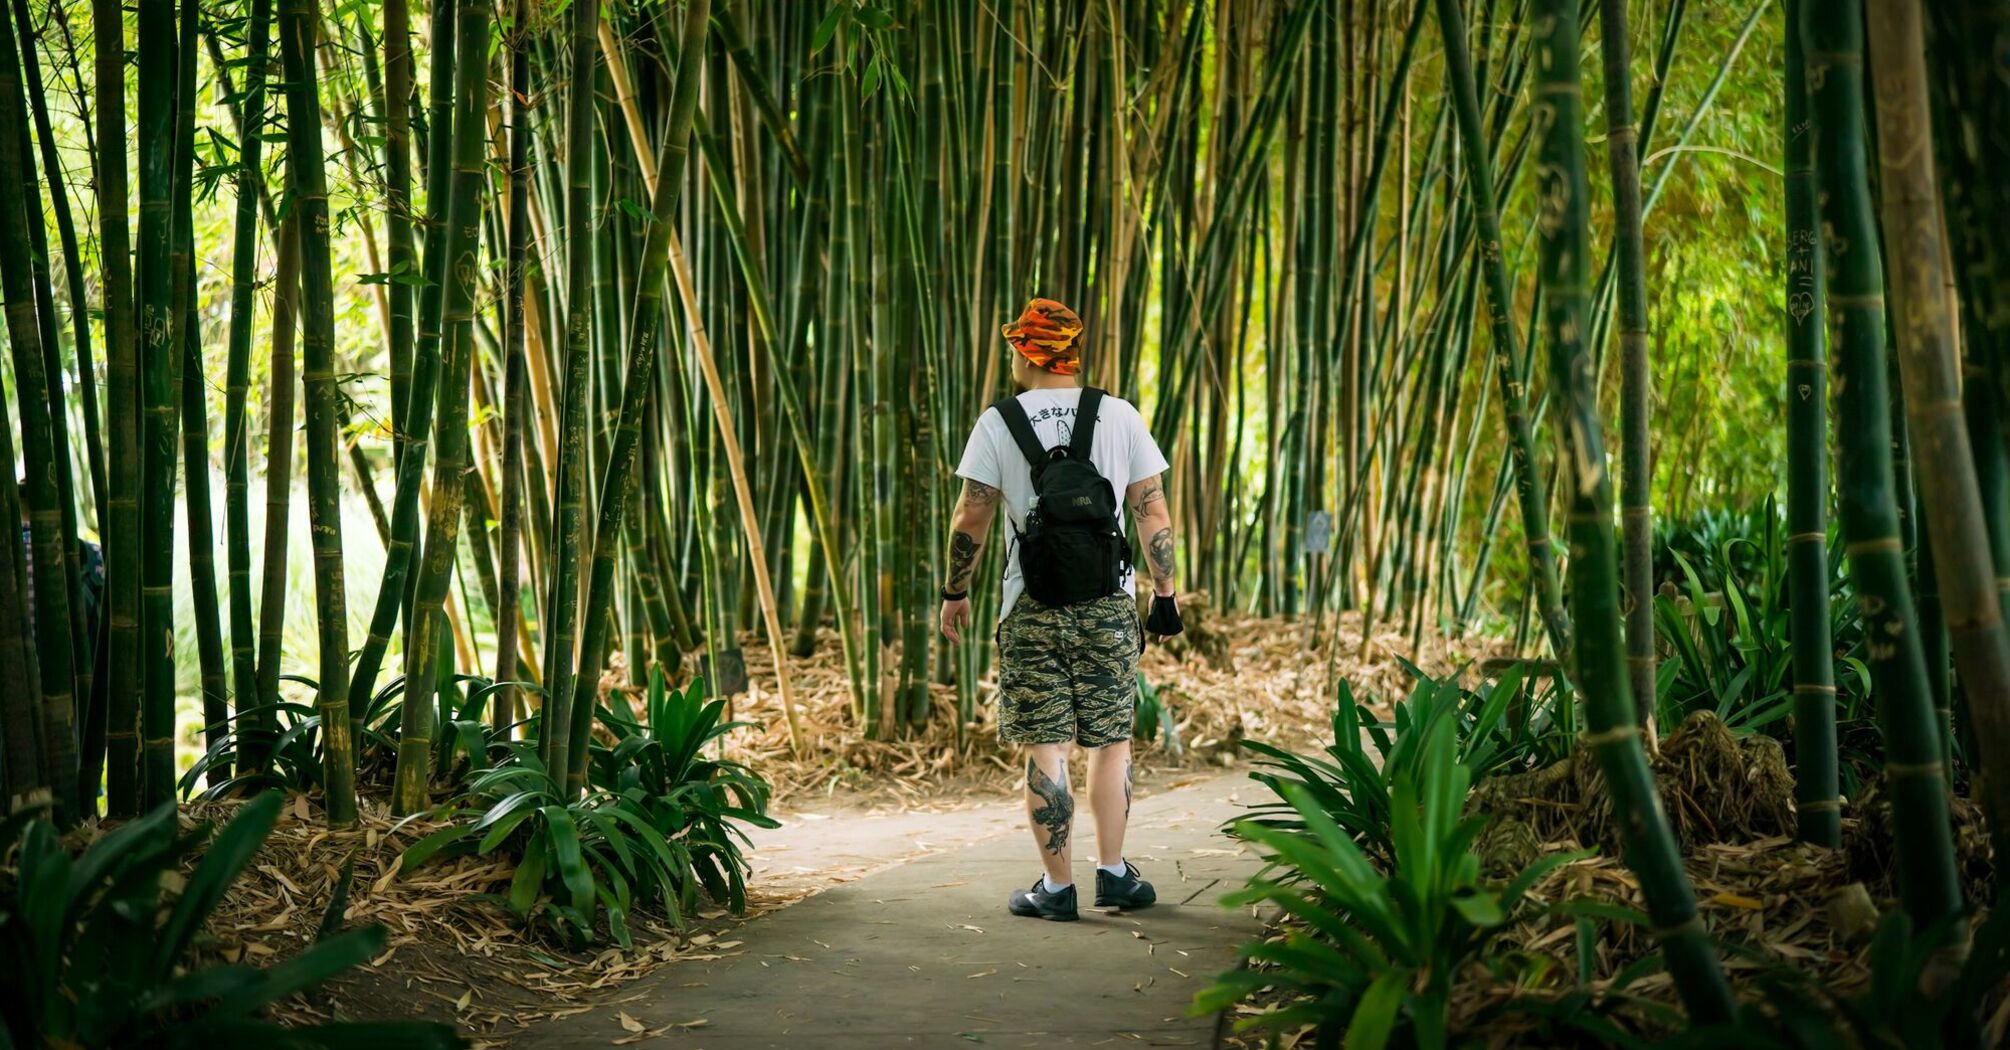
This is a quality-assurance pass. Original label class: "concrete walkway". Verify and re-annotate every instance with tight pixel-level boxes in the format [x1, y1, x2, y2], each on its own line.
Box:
[519, 772, 1263, 1048]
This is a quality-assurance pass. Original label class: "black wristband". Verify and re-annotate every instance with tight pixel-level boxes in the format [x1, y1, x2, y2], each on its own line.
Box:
[940, 587, 968, 602]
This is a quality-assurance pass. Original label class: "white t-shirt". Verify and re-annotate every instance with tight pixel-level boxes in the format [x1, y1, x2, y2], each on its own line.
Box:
[954, 388, 1170, 619]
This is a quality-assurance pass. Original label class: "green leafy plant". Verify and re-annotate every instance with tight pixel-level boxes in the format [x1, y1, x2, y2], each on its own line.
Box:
[1651, 503, 1878, 788]
[0, 792, 462, 1048]
[178, 696, 333, 800]
[400, 671, 775, 946]
[1652, 504, 1773, 593]
[1133, 672, 1183, 755]
[182, 673, 529, 802]
[1197, 713, 1587, 1049]
[1235, 665, 1553, 867]
[399, 754, 679, 948]
[589, 669, 779, 914]
[1653, 545, 1798, 738]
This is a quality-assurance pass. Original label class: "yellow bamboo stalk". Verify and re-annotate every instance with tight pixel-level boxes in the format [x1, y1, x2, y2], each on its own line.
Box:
[596, 25, 801, 753]
[666, 232, 802, 754]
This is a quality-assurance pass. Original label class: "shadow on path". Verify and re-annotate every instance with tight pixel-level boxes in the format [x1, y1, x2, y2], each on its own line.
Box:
[515, 773, 1262, 1048]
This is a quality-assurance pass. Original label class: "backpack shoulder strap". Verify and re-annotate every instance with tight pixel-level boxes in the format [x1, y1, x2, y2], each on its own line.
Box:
[991, 396, 1048, 468]
[1069, 388, 1106, 460]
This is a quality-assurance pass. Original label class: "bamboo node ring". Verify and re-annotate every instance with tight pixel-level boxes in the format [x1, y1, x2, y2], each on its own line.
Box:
[1651, 915, 1707, 942]
[1579, 725, 1638, 748]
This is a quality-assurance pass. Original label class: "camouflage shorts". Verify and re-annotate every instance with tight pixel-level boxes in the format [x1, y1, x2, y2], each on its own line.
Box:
[996, 592, 1140, 747]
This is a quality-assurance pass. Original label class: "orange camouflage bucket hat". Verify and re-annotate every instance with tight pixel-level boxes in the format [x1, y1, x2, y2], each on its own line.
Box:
[1000, 298, 1084, 375]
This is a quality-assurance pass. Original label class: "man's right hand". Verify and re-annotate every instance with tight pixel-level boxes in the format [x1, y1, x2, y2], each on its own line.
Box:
[940, 597, 973, 643]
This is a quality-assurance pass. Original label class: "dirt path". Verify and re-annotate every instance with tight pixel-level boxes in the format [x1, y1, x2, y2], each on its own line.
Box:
[514, 771, 1262, 1048]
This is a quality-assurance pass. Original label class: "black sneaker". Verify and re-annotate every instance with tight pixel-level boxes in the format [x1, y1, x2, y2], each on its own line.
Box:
[1007, 875, 1080, 921]
[1094, 862, 1157, 909]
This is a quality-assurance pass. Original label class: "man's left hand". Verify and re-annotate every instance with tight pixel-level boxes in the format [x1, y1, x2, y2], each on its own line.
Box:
[941, 598, 973, 643]
[1146, 592, 1183, 643]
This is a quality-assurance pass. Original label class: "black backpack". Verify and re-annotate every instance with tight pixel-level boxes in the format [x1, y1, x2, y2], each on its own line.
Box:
[993, 388, 1129, 606]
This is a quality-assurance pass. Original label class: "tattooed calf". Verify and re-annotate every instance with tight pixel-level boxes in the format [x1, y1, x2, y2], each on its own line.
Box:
[1027, 758, 1074, 856]
[1123, 758, 1132, 818]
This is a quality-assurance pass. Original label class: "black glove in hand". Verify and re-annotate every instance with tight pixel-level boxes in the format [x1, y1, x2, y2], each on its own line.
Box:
[1145, 594, 1184, 639]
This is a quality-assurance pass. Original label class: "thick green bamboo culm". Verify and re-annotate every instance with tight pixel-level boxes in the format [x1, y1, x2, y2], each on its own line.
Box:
[0, 551, 33, 807]
[222, 0, 274, 775]
[384, 0, 416, 474]
[538, 0, 598, 793]
[1782, 0, 1839, 849]
[95, 0, 138, 817]
[13, 0, 94, 761]
[1597, 0, 1655, 726]
[170, 0, 225, 786]
[493, 0, 531, 728]
[1862, 0, 2010, 871]
[14, 0, 104, 533]
[135, 0, 179, 810]
[1802, 0, 1962, 929]
[278, 0, 357, 826]
[254, 215, 301, 723]
[347, 0, 456, 722]
[392, 0, 492, 816]
[564, 0, 717, 795]
[1432, 0, 1570, 664]
[1530, 0, 1734, 1025]
[0, 0, 68, 819]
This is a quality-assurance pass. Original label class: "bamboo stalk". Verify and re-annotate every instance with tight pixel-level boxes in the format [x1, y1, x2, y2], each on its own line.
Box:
[1531, 0, 1733, 1023]
[1433, 0, 1571, 662]
[1863, 0, 2010, 875]
[1597, 0, 1656, 727]
[166, 0, 227, 787]
[561, 0, 795, 797]
[665, 230, 803, 756]
[392, 0, 491, 816]
[383, 0, 415, 476]
[222, 0, 274, 778]
[0, 0, 71, 817]
[95, 0, 140, 818]
[278, 0, 357, 825]
[348, 0, 455, 718]
[254, 215, 301, 742]
[135, 0, 177, 810]
[539, 0, 599, 792]
[1803, 0, 1964, 927]
[1782, 0, 1839, 848]
[493, 0, 531, 725]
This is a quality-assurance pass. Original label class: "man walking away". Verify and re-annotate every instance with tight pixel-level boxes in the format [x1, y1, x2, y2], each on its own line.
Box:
[938, 298, 1185, 921]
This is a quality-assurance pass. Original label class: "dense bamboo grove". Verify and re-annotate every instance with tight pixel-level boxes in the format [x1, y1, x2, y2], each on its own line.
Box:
[3, 0, 2010, 1033]
[14, 0, 1682, 818]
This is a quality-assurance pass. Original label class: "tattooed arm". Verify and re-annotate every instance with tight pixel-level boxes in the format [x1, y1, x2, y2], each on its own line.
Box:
[939, 478, 1002, 642]
[1125, 474, 1177, 597]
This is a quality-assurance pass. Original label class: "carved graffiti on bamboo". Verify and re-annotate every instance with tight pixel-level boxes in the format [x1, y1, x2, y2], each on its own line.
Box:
[142, 304, 168, 349]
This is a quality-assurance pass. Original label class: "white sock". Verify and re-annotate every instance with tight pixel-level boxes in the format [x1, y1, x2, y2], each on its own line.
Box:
[1098, 859, 1128, 877]
[1042, 874, 1073, 893]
